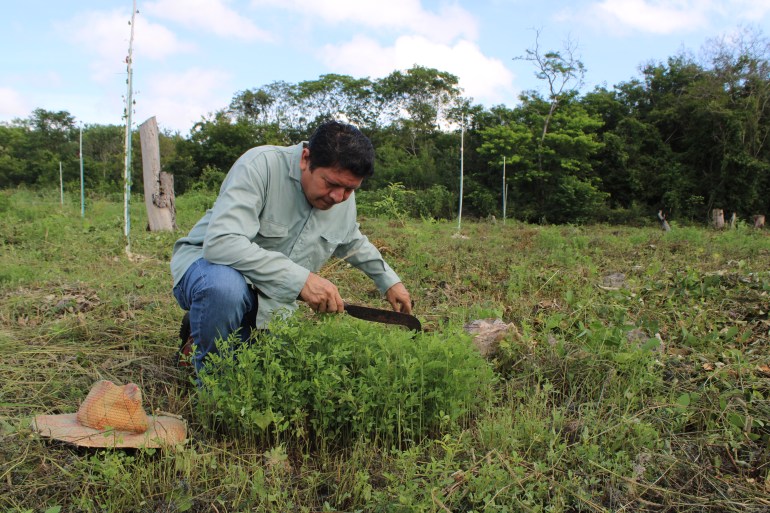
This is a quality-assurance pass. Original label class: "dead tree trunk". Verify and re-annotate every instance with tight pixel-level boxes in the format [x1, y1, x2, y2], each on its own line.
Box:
[754, 215, 766, 229]
[712, 209, 725, 230]
[139, 116, 176, 231]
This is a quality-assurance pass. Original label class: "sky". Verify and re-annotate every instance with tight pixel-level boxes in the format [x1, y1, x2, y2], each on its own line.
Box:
[1, 0, 769, 135]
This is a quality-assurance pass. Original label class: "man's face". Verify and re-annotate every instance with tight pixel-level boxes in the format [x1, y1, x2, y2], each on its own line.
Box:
[299, 148, 364, 210]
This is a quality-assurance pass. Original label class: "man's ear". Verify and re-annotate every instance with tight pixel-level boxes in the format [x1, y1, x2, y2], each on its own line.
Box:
[300, 147, 312, 172]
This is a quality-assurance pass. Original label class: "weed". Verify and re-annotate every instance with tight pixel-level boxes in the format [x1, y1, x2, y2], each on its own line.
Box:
[196, 315, 496, 448]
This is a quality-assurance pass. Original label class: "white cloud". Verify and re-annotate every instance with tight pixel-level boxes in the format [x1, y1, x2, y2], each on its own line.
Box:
[144, 0, 272, 41]
[320, 35, 515, 105]
[252, 0, 477, 43]
[0, 87, 29, 120]
[245, 1, 514, 104]
[588, 0, 711, 34]
[582, 0, 770, 35]
[732, 0, 770, 19]
[135, 67, 234, 133]
[63, 9, 195, 83]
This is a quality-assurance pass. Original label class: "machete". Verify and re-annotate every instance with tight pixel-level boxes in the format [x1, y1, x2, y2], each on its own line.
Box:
[343, 303, 422, 332]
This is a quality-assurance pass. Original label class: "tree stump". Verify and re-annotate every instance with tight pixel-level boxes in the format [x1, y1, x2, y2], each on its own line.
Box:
[657, 210, 671, 231]
[139, 117, 176, 231]
[712, 209, 725, 229]
[754, 215, 765, 229]
[463, 319, 520, 358]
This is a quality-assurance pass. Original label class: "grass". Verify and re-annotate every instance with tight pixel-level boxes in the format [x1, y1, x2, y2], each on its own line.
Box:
[1, 187, 769, 512]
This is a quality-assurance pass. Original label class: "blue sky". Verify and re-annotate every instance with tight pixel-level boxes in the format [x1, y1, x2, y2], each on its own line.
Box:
[2, 0, 769, 135]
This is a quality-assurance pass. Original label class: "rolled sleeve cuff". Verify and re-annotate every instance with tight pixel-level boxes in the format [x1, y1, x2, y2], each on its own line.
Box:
[254, 261, 310, 303]
[370, 263, 402, 296]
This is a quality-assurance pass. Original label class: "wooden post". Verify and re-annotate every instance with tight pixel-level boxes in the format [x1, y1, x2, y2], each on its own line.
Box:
[754, 215, 766, 229]
[712, 209, 725, 229]
[139, 116, 176, 231]
[123, 0, 137, 251]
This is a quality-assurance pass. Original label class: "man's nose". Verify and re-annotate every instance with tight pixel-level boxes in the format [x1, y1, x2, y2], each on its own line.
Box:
[329, 187, 345, 203]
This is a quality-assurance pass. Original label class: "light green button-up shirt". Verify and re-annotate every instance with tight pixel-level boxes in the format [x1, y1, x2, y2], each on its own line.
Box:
[170, 142, 402, 326]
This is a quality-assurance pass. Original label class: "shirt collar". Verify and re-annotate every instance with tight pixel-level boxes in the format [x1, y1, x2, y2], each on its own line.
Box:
[288, 142, 307, 182]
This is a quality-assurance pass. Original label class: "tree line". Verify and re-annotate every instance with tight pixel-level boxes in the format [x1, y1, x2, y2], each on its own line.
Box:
[1, 28, 768, 225]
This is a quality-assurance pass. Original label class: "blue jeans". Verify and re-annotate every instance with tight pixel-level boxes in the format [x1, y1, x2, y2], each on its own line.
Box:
[172, 258, 258, 373]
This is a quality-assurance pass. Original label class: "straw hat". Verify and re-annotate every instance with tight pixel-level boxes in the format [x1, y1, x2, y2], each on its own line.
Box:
[32, 380, 187, 448]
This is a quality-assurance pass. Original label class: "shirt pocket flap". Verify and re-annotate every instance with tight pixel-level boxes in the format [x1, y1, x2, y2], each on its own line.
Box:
[258, 219, 289, 238]
[320, 233, 344, 245]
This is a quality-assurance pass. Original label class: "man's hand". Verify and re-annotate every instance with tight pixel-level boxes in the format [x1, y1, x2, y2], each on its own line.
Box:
[300, 272, 345, 313]
[385, 282, 412, 315]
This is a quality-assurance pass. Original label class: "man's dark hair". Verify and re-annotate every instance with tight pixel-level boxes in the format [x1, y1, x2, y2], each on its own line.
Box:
[307, 120, 375, 178]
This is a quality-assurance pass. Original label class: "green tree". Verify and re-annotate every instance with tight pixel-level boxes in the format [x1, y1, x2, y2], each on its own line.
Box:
[582, 86, 656, 211]
[625, 30, 770, 220]
[477, 122, 531, 217]
[696, 27, 770, 216]
[374, 66, 463, 144]
[294, 74, 378, 131]
[166, 111, 284, 193]
[516, 32, 586, 176]
[500, 94, 604, 222]
[0, 124, 30, 187]
[81, 124, 124, 191]
[229, 81, 300, 135]
[15, 109, 79, 187]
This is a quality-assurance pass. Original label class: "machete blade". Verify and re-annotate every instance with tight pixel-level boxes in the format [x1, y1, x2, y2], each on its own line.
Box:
[343, 303, 422, 332]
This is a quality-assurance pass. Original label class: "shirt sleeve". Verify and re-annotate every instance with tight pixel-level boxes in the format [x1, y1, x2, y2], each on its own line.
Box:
[333, 222, 402, 295]
[201, 154, 310, 302]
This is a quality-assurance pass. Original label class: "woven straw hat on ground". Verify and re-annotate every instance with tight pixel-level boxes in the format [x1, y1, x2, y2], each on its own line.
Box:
[32, 380, 187, 448]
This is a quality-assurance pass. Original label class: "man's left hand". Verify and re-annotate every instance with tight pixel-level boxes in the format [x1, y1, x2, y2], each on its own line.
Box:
[385, 282, 412, 315]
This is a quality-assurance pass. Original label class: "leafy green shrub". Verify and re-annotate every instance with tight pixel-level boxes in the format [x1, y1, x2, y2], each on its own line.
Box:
[548, 175, 610, 224]
[359, 183, 456, 220]
[463, 178, 498, 218]
[410, 184, 454, 219]
[196, 315, 496, 447]
[596, 202, 653, 226]
[356, 182, 414, 223]
[191, 164, 227, 192]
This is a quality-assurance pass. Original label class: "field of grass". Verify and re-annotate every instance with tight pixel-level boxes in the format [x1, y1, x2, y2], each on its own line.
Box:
[1, 188, 769, 512]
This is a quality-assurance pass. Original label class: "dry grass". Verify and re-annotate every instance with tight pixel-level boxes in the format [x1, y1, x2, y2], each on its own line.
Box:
[1, 190, 769, 512]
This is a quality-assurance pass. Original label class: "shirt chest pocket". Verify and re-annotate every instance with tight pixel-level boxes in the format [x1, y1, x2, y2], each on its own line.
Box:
[305, 232, 345, 271]
[256, 219, 289, 250]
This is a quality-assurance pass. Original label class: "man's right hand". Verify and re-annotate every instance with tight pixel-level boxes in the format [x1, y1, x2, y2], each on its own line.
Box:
[299, 272, 345, 313]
